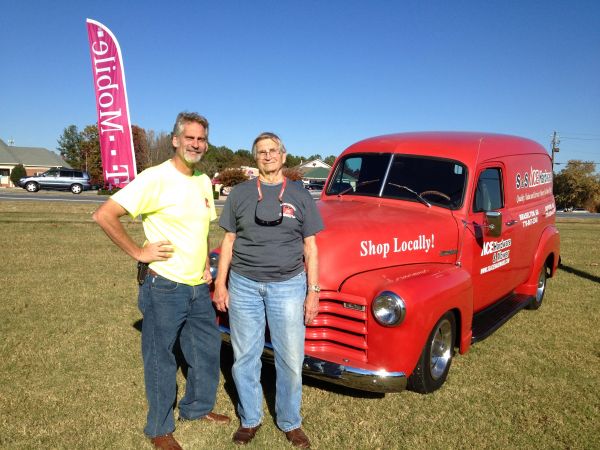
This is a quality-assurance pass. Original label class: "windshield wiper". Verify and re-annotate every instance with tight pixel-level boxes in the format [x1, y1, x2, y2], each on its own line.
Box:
[387, 183, 431, 207]
[338, 179, 380, 196]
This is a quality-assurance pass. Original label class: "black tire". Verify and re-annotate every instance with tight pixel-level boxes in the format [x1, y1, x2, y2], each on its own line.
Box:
[526, 263, 547, 310]
[70, 184, 83, 194]
[408, 312, 456, 393]
[25, 181, 39, 192]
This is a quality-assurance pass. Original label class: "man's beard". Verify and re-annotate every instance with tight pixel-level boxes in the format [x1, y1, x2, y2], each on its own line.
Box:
[183, 148, 203, 164]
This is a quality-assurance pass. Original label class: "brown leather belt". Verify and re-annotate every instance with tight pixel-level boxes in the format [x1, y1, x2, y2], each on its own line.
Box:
[148, 268, 160, 277]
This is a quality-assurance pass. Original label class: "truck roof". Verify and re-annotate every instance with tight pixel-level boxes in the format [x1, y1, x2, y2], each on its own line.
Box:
[341, 132, 549, 167]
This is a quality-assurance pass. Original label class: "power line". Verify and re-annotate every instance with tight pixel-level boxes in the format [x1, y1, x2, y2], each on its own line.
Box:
[560, 137, 600, 141]
[559, 132, 600, 138]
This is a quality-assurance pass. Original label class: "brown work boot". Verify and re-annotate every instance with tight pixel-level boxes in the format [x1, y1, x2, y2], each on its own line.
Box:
[149, 433, 183, 450]
[233, 424, 262, 445]
[284, 428, 310, 448]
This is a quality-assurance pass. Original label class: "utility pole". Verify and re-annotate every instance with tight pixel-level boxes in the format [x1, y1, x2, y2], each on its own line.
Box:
[551, 131, 560, 172]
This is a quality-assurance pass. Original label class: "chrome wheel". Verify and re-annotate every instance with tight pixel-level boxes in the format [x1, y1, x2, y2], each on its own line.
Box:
[429, 318, 453, 380]
[527, 263, 547, 310]
[408, 312, 456, 393]
[536, 266, 547, 303]
[70, 184, 83, 194]
[25, 182, 38, 192]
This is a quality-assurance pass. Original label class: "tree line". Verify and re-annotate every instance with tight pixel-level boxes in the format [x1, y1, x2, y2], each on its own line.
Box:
[45, 124, 600, 211]
[553, 161, 600, 212]
[55, 124, 336, 188]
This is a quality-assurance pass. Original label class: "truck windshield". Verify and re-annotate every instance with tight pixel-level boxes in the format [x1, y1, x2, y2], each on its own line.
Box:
[326, 153, 467, 209]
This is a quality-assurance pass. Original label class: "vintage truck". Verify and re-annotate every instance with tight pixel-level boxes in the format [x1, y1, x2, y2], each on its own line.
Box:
[210, 132, 560, 393]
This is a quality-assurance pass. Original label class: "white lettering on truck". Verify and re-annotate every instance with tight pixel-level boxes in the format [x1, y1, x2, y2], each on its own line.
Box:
[360, 234, 435, 258]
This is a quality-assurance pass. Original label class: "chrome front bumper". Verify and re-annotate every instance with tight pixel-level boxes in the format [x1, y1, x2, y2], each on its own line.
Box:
[220, 327, 407, 393]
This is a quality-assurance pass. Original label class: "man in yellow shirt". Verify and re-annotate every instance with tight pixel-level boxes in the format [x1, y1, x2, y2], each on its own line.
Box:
[93, 112, 229, 450]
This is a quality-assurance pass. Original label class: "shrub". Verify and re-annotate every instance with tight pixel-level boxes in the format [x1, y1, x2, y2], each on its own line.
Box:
[97, 184, 122, 196]
[219, 168, 248, 187]
[10, 164, 27, 186]
[283, 167, 304, 181]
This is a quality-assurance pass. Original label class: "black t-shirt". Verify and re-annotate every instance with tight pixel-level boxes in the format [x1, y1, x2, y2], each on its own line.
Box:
[219, 178, 324, 282]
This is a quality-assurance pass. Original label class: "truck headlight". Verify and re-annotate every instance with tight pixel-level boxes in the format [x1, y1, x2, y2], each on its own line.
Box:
[372, 291, 406, 327]
[209, 252, 219, 279]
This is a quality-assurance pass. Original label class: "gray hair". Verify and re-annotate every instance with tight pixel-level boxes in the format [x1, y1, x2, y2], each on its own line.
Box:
[171, 112, 209, 139]
[251, 132, 287, 159]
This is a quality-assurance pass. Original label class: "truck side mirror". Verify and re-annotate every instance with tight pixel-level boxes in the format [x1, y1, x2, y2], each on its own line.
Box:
[485, 211, 502, 237]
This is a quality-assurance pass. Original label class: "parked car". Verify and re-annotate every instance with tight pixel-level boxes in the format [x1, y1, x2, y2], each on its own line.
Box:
[571, 208, 590, 214]
[209, 132, 560, 394]
[18, 168, 92, 194]
[304, 183, 324, 191]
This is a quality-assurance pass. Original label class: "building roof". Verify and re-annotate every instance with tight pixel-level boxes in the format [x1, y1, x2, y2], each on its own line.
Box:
[0, 139, 70, 168]
[297, 158, 331, 171]
[302, 166, 330, 180]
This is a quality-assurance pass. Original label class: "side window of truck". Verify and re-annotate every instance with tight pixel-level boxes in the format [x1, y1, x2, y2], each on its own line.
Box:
[473, 168, 503, 212]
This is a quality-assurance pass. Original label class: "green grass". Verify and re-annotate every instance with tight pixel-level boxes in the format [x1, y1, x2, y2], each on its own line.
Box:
[1, 202, 599, 449]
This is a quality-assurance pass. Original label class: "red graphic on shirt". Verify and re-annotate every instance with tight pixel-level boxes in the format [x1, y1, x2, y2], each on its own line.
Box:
[282, 203, 297, 219]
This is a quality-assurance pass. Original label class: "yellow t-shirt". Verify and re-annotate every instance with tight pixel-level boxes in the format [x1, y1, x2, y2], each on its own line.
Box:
[112, 160, 217, 285]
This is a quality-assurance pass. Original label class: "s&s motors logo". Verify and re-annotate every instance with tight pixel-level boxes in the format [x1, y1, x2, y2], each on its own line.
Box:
[515, 167, 552, 190]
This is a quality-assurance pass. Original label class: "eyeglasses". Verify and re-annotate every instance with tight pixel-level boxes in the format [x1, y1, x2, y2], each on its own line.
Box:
[254, 177, 286, 226]
[256, 149, 281, 159]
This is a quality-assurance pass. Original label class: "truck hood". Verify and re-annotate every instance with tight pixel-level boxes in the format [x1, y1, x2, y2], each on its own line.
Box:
[315, 199, 460, 290]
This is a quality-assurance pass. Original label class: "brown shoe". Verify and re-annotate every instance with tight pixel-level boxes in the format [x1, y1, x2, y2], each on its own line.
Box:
[285, 428, 310, 448]
[233, 424, 262, 445]
[150, 433, 183, 450]
[179, 411, 231, 425]
[200, 411, 231, 424]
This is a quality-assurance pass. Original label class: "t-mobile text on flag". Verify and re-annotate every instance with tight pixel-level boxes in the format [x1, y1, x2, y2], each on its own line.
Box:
[86, 18, 136, 187]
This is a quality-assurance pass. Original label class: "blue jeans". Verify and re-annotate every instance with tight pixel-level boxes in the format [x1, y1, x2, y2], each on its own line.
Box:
[138, 273, 221, 438]
[228, 270, 306, 432]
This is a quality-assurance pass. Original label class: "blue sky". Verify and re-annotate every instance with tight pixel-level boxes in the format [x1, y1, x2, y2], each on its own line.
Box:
[1, 0, 599, 168]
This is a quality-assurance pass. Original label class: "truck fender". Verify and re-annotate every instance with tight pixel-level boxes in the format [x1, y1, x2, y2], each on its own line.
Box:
[516, 225, 560, 296]
[342, 264, 473, 375]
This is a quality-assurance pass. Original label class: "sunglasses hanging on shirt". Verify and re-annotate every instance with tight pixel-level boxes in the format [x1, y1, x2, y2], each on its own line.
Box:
[254, 177, 286, 226]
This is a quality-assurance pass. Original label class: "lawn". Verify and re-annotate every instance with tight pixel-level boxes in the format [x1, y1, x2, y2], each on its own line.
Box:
[1, 201, 598, 449]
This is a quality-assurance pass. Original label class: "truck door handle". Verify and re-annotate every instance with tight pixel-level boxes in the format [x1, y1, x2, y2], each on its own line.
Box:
[505, 220, 518, 226]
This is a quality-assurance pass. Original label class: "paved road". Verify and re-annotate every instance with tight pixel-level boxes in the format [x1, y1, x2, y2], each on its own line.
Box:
[0, 189, 107, 204]
[2, 189, 598, 217]
[0, 188, 324, 205]
[0, 188, 231, 206]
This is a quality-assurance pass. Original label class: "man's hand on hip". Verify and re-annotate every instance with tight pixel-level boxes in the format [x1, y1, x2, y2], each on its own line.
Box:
[139, 241, 173, 263]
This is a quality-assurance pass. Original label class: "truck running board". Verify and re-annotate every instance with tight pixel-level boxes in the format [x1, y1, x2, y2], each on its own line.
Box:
[471, 294, 534, 343]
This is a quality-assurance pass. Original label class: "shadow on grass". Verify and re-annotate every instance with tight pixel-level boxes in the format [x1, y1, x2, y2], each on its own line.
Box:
[217, 343, 385, 429]
[132, 318, 383, 427]
[559, 262, 600, 284]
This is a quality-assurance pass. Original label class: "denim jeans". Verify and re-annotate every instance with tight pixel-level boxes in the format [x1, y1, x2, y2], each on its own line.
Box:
[228, 270, 306, 432]
[138, 273, 221, 438]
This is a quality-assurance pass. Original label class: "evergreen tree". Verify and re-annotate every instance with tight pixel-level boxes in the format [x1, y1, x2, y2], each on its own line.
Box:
[57, 125, 83, 168]
[10, 164, 26, 186]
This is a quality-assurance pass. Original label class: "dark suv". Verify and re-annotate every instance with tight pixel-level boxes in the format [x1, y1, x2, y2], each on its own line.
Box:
[18, 168, 92, 194]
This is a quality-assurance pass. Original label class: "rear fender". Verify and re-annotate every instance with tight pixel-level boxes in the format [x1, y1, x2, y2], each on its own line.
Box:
[516, 225, 560, 296]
